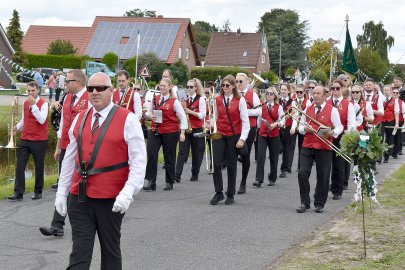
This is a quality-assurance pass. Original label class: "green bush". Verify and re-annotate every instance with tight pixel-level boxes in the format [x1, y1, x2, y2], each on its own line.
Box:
[101, 52, 119, 71]
[310, 68, 328, 85]
[26, 54, 93, 70]
[190, 66, 252, 84]
[260, 70, 278, 84]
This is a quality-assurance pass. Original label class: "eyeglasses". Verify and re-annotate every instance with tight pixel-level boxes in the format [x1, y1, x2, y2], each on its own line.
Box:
[307, 87, 315, 90]
[266, 92, 275, 96]
[205, 92, 210, 95]
[87, 85, 110, 92]
[325, 91, 330, 93]
[352, 91, 361, 94]
[134, 88, 141, 91]
[236, 80, 243, 84]
[296, 91, 303, 94]
[65, 79, 78, 84]
[187, 85, 194, 89]
[330, 86, 341, 91]
[393, 92, 400, 94]
[221, 83, 231, 88]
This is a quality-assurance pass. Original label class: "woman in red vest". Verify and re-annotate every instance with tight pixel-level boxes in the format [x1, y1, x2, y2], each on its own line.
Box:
[143, 78, 187, 191]
[175, 78, 206, 182]
[210, 75, 249, 205]
[253, 87, 285, 187]
[382, 85, 400, 163]
[392, 88, 405, 157]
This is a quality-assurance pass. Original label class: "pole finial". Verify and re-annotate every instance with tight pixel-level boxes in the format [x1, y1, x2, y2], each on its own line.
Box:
[345, 15, 350, 26]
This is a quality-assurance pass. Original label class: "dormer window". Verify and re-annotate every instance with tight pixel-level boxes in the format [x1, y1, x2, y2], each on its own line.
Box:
[120, 36, 129, 44]
[242, 51, 248, 57]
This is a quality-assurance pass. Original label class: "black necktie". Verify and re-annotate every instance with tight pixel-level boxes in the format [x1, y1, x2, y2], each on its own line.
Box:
[241, 91, 245, 97]
[70, 94, 77, 109]
[189, 97, 193, 105]
[92, 113, 101, 135]
[366, 95, 371, 101]
[225, 97, 229, 107]
[159, 97, 164, 106]
[333, 99, 339, 107]
[315, 105, 321, 118]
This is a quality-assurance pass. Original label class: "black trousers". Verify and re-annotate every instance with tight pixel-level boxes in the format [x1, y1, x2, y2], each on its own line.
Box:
[212, 135, 239, 196]
[175, 127, 204, 177]
[67, 195, 124, 270]
[145, 131, 179, 184]
[52, 149, 67, 228]
[330, 137, 347, 196]
[297, 133, 304, 170]
[280, 126, 295, 172]
[254, 129, 259, 161]
[55, 88, 63, 101]
[255, 135, 280, 183]
[382, 121, 396, 160]
[205, 137, 213, 172]
[240, 127, 257, 187]
[393, 121, 403, 156]
[14, 139, 48, 195]
[298, 147, 332, 208]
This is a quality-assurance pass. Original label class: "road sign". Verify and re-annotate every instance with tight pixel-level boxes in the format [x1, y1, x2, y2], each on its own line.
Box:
[139, 64, 151, 78]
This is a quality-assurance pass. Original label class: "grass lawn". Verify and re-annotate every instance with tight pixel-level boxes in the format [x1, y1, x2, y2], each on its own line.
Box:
[0, 174, 58, 200]
[0, 90, 22, 96]
[270, 164, 405, 270]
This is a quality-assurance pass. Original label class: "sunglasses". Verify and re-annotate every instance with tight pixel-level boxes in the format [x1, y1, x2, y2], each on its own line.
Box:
[352, 91, 361, 94]
[134, 87, 141, 91]
[187, 85, 195, 89]
[393, 92, 400, 94]
[307, 87, 315, 90]
[330, 87, 341, 91]
[65, 79, 78, 84]
[325, 91, 330, 93]
[221, 83, 231, 88]
[266, 92, 275, 96]
[236, 80, 243, 84]
[296, 91, 303, 94]
[87, 85, 110, 92]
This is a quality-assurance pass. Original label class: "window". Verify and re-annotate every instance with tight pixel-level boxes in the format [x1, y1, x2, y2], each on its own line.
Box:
[262, 55, 266, 64]
[120, 36, 129, 44]
[186, 48, 190, 60]
[178, 47, 182, 59]
[242, 51, 248, 57]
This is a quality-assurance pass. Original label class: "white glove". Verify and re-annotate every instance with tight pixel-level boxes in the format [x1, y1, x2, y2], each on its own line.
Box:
[55, 193, 68, 217]
[112, 193, 133, 214]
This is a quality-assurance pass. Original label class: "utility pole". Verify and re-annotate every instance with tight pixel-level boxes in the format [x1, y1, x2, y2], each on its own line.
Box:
[278, 27, 282, 83]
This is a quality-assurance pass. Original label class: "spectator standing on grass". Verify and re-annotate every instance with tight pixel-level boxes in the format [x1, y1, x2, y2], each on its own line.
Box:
[48, 71, 56, 102]
[34, 68, 44, 96]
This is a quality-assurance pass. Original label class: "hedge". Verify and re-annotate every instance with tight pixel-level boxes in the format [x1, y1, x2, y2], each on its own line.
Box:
[27, 54, 93, 70]
[190, 66, 253, 84]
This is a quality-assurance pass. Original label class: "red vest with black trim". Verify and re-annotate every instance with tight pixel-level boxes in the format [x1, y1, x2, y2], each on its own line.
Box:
[398, 99, 404, 124]
[61, 92, 88, 149]
[22, 98, 48, 140]
[328, 98, 349, 131]
[281, 98, 293, 127]
[70, 107, 130, 198]
[382, 97, 395, 123]
[371, 95, 382, 125]
[216, 95, 242, 136]
[259, 103, 280, 138]
[243, 90, 257, 127]
[151, 95, 179, 134]
[187, 95, 204, 129]
[302, 103, 334, 150]
[112, 88, 135, 113]
[353, 100, 367, 131]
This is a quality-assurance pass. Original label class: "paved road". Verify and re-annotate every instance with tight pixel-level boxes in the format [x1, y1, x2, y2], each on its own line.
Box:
[0, 148, 403, 269]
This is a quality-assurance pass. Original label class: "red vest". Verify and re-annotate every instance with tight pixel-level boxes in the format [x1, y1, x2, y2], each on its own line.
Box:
[382, 97, 395, 123]
[22, 98, 48, 141]
[216, 95, 242, 136]
[281, 98, 293, 127]
[259, 103, 280, 138]
[371, 95, 382, 125]
[61, 92, 88, 149]
[70, 107, 130, 198]
[151, 95, 179, 134]
[112, 88, 135, 113]
[302, 103, 334, 150]
[354, 100, 367, 131]
[296, 98, 309, 111]
[243, 90, 257, 127]
[328, 98, 349, 131]
[187, 95, 204, 129]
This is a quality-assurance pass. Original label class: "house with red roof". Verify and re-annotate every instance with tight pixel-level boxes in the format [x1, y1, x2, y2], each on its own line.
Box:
[0, 23, 15, 88]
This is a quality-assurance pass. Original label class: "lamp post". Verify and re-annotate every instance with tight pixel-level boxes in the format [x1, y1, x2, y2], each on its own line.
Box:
[277, 27, 282, 82]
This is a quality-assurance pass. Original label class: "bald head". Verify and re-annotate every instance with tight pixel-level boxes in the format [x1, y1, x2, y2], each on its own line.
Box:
[88, 72, 112, 87]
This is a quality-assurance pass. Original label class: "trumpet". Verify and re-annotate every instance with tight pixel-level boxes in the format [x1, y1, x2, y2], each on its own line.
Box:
[250, 73, 265, 89]
[288, 106, 352, 164]
[194, 87, 222, 140]
[182, 102, 193, 134]
[3, 97, 19, 149]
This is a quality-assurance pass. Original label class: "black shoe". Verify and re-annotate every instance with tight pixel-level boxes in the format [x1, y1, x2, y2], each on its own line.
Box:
[253, 181, 261, 187]
[32, 193, 42, 200]
[343, 185, 348, 190]
[189, 175, 198, 182]
[225, 195, 234, 205]
[162, 164, 166, 169]
[39, 226, 64, 237]
[51, 183, 58, 189]
[237, 185, 246, 194]
[399, 152, 403, 155]
[332, 194, 342, 200]
[175, 174, 181, 183]
[383, 158, 388, 163]
[267, 181, 275, 186]
[143, 180, 156, 191]
[296, 204, 310, 213]
[315, 206, 324, 213]
[279, 171, 287, 178]
[164, 183, 173, 191]
[8, 193, 23, 201]
[210, 192, 225, 205]
[393, 155, 398, 159]
[287, 169, 292, 173]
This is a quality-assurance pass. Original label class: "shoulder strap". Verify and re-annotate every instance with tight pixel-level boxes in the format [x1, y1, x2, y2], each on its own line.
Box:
[225, 102, 236, 135]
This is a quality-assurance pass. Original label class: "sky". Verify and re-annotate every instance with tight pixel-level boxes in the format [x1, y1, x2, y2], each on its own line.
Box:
[1, 0, 404, 64]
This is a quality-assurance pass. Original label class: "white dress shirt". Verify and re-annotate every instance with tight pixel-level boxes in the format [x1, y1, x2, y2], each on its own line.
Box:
[332, 96, 356, 132]
[187, 93, 207, 119]
[365, 91, 384, 115]
[117, 88, 142, 121]
[280, 97, 298, 129]
[298, 101, 343, 138]
[16, 96, 48, 131]
[57, 101, 147, 199]
[240, 88, 261, 117]
[257, 102, 285, 127]
[291, 98, 310, 130]
[353, 103, 363, 128]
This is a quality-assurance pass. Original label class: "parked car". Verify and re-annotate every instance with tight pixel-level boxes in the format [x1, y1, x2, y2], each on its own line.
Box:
[16, 68, 60, 82]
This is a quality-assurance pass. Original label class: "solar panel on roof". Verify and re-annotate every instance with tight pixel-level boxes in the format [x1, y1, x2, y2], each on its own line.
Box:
[85, 21, 180, 60]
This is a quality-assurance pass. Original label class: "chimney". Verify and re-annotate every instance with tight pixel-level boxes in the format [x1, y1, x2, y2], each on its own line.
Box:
[236, 27, 241, 36]
[157, 15, 163, 18]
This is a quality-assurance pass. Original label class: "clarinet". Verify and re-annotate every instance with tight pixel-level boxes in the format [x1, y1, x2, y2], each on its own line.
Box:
[153, 92, 159, 136]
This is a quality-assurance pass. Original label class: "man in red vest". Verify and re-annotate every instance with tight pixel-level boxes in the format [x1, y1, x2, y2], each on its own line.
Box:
[55, 72, 146, 269]
[39, 69, 90, 237]
[296, 86, 343, 213]
[112, 70, 142, 119]
[8, 81, 49, 201]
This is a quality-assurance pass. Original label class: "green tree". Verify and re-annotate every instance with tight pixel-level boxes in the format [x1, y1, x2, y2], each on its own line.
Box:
[123, 8, 156, 17]
[47, 39, 77, 55]
[6, 9, 27, 66]
[124, 53, 165, 81]
[191, 21, 218, 48]
[168, 60, 189, 86]
[101, 52, 119, 71]
[356, 47, 388, 81]
[310, 68, 328, 84]
[307, 39, 332, 75]
[258, 9, 309, 78]
[356, 21, 394, 63]
[220, 19, 231, 32]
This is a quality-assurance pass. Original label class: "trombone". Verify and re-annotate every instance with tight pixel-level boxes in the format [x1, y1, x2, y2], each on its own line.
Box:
[288, 106, 352, 164]
[194, 87, 222, 140]
[2, 97, 19, 149]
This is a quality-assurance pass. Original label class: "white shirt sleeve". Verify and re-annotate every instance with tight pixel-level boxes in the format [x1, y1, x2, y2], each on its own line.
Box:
[16, 104, 24, 131]
[278, 105, 286, 127]
[197, 96, 207, 120]
[346, 102, 357, 131]
[377, 95, 384, 114]
[394, 99, 400, 115]
[239, 97, 250, 141]
[57, 106, 64, 139]
[132, 92, 142, 121]
[366, 102, 374, 121]
[353, 103, 363, 128]
[247, 92, 261, 117]
[120, 113, 147, 198]
[173, 99, 188, 130]
[290, 101, 298, 129]
[30, 101, 49, 125]
[402, 102, 405, 120]
[331, 107, 343, 138]
[298, 108, 307, 135]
